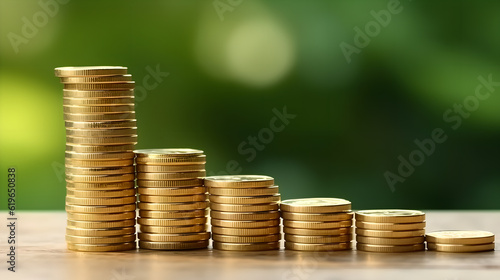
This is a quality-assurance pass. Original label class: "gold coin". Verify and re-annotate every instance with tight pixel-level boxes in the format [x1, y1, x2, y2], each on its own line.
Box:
[136, 171, 206, 180]
[138, 201, 208, 211]
[63, 89, 134, 98]
[356, 228, 425, 238]
[65, 165, 135, 175]
[63, 82, 135, 90]
[355, 221, 426, 231]
[65, 173, 135, 183]
[137, 186, 206, 196]
[134, 148, 204, 157]
[355, 210, 425, 223]
[204, 175, 274, 188]
[63, 97, 135, 106]
[357, 243, 425, 253]
[283, 220, 352, 229]
[211, 226, 279, 236]
[65, 181, 134, 190]
[138, 209, 207, 219]
[67, 212, 135, 221]
[66, 135, 137, 145]
[212, 234, 280, 243]
[280, 198, 351, 213]
[67, 188, 136, 198]
[65, 120, 137, 129]
[283, 227, 353, 236]
[139, 194, 206, 203]
[208, 186, 279, 196]
[139, 240, 208, 250]
[213, 242, 279, 251]
[136, 164, 205, 173]
[60, 74, 133, 83]
[63, 105, 135, 114]
[67, 219, 135, 229]
[210, 203, 279, 212]
[135, 155, 207, 165]
[140, 224, 207, 234]
[285, 234, 352, 244]
[137, 217, 206, 226]
[66, 196, 136, 206]
[210, 210, 280, 221]
[65, 128, 137, 137]
[285, 242, 352, 251]
[65, 203, 136, 214]
[426, 242, 495, 252]
[67, 242, 136, 252]
[211, 219, 279, 228]
[66, 234, 136, 244]
[65, 151, 135, 160]
[66, 226, 135, 237]
[357, 236, 424, 245]
[64, 112, 135, 121]
[136, 179, 202, 188]
[55, 66, 128, 77]
[66, 144, 135, 153]
[65, 159, 134, 168]
[425, 231, 495, 245]
[282, 212, 353, 222]
[209, 194, 280, 204]
[138, 232, 210, 242]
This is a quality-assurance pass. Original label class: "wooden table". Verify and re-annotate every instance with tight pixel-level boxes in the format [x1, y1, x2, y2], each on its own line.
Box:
[1, 211, 499, 279]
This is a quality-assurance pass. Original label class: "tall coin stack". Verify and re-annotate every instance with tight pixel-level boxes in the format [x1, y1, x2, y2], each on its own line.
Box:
[355, 210, 426, 253]
[281, 198, 353, 251]
[134, 149, 209, 250]
[426, 230, 495, 252]
[206, 175, 281, 251]
[55, 66, 137, 252]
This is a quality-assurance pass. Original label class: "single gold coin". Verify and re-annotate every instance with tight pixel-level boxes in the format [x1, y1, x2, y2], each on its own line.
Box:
[138, 209, 207, 219]
[138, 201, 208, 211]
[355, 228, 425, 238]
[137, 186, 206, 196]
[425, 231, 495, 245]
[66, 195, 136, 206]
[66, 203, 136, 214]
[66, 234, 136, 244]
[138, 232, 210, 242]
[355, 210, 425, 223]
[65, 128, 137, 137]
[66, 135, 137, 145]
[65, 151, 135, 160]
[134, 148, 204, 158]
[283, 220, 352, 229]
[60, 74, 133, 83]
[63, 97, 135, 106]
[65, 144, 135, 153]
[213, 242, 279, 251]
[282, 212, 353, 222]
[426, 242, 495, 252]
[212, 234, 280, 243]
[63, 89, 134, 98]
[65, 159, 134, 168]
[55, 66, 128, 77]
[63, 105, 135, 114]
[64, 112, 135, 122]
[356, 243, 425, 253]
[65, 166, 135, 176]
[355, 221, 426, 231]
[211, 226, 279, 236]
[208, 186, 279, 196]
[140, 224, 207, 234]
[63, 82, 135, 90]
[139, 194, 206, 203]
[67, 211, 135, 221]
[285, 242, 352, 251]
[65, 120, 137, 129]
[136, 178, 202, 188]
[209, 194, 280, 204]
[65, 173, 135, 183]
[135, 155, 206, 165]
[137, 217, 206, 227]
[66, 226, 136, 237]
[280, 198, 351, 213]
[211, 219, 279, 228]
[67, 219, 135, 229]
[283, 227, 353, 236]
[356, 236, 424, 245]
[136, 164, 205, 173]
[204, 175, 274, 188]
[285, 234, 352, 244]
[210, 203, 279, 212]
[136, 171, 206, 180]
[65, 181, 135, 190]
[210, 210, 280, 221]
[67, 242, 136, 252]
[139, 240, 208, 250]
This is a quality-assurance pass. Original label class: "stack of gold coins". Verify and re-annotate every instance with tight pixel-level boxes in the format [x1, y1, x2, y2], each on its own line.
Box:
[426, 230, 495, 252]
[355, 209, 426, 253]
[281, 198, 353, 251]
[134, 149, 209, 250]
[55, 66, 137, 252]
[205, 175, 281, 251]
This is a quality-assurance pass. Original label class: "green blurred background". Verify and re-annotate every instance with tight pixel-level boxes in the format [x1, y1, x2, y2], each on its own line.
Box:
[1, 0, 500, 210]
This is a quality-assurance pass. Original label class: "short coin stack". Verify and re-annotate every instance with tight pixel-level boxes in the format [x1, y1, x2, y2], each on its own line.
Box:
[55, 66, 137, 252]
[281, 198, 353, 251]
[135, 149, 209, 250]
[426, 230, 495, 252]
[206, 175, 281, 251]
[355, 210, 426, 253]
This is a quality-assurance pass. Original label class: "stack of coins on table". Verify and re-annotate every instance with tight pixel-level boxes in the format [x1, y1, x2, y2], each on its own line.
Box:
[426, 230, 495, 252]
[355, 210, 426, 253]
[205, 175, 281, 251]
[281, 198, 353, 251]
[134, 149, 209, 250]
[55, 66, 137, 252]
